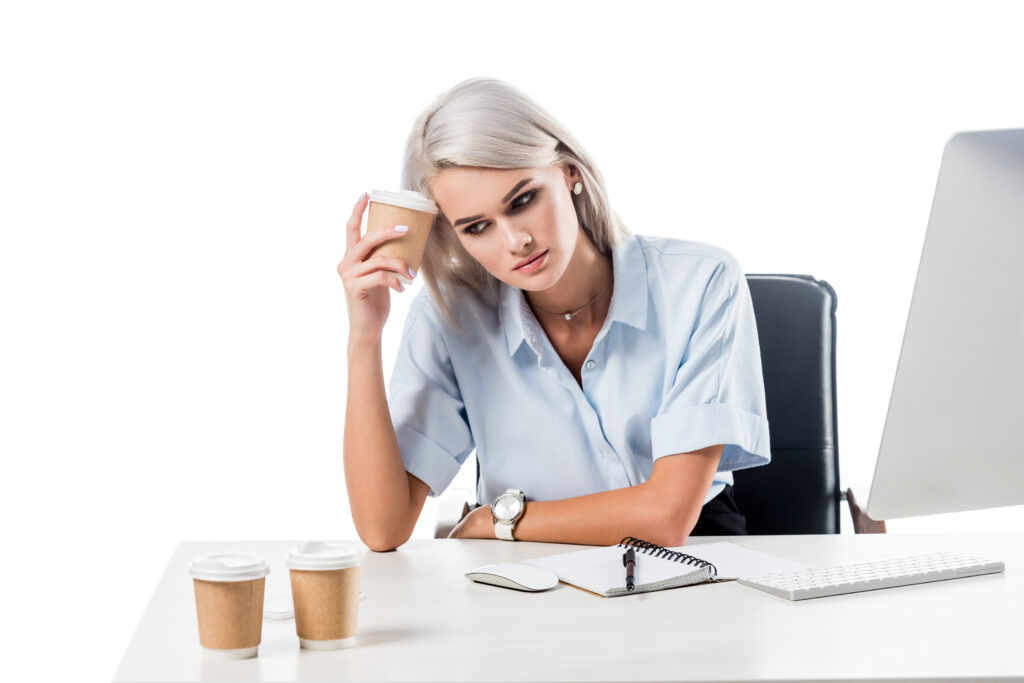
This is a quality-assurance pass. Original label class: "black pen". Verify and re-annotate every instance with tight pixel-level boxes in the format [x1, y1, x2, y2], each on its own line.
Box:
[623, 547, 636, 591]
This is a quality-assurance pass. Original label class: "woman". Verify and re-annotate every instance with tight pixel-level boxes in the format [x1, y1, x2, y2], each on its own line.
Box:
[338, 78, 770, 552]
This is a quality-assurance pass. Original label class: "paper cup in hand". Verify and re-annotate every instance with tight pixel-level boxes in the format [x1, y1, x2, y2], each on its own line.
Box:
[365, 189, 438, 285]
[188, 552, 270, 660]
[286, 541, 363, 650]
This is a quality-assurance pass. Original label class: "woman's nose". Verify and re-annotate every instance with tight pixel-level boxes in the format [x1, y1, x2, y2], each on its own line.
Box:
[497, 220, 532, 252]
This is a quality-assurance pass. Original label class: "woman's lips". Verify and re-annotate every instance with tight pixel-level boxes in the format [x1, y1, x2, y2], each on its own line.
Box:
[514, 250, 548, 272]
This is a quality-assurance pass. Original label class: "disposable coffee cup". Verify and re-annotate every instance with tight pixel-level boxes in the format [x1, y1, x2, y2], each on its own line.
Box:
[188, 552, 270, 660]
[286, 540, 362, 650]
[365, 189, 438, 286]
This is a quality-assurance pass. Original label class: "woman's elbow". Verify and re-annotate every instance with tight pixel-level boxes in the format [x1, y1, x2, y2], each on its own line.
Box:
[364, 539, 403, 553]
[653, 509, 698, 548]
[357, 528, 409, 553]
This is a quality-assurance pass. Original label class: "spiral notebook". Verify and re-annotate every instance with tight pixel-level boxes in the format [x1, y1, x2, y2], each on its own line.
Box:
[523, 537, 807, 597]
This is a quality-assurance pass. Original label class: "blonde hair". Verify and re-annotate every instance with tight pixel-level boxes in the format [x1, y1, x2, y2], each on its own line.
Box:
[400, 77, 631, 328]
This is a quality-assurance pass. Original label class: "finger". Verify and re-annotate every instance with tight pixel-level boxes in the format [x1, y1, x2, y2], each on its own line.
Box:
[348, 270, 404, 299]
[350, 224, 410, 262]
[346, 192, 370, 251]
[352, 267, 406, 294]
[347, 254, 415, 281]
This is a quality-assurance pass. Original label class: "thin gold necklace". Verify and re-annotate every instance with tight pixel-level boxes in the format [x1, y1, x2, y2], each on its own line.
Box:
[529, 279, 613, 321]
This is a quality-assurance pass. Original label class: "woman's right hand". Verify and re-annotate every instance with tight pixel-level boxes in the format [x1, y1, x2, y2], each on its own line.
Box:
[338, 193, 415, 346]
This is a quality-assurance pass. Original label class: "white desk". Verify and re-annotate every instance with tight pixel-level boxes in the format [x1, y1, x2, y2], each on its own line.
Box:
[114, 534, 1023, 682]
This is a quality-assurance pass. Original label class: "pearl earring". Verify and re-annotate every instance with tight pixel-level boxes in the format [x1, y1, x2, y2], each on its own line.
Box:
[572, 182, 582, 195]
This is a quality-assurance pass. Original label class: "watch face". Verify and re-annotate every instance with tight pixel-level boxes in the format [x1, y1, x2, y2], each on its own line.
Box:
[493, 494, 523, 521]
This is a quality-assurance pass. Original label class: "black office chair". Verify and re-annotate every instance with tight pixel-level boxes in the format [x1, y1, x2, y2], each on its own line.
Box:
[733, 274, 882, 535]
[434, 274, 884, 537]
[731, 275, 839, 533]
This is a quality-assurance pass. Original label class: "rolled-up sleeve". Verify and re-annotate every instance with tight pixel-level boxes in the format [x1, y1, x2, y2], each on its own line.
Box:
[650, 255, 771, 472]
[386, 296, 475, 498]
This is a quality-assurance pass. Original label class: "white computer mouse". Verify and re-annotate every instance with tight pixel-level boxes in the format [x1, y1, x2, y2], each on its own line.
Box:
[464, 562, 560, 592]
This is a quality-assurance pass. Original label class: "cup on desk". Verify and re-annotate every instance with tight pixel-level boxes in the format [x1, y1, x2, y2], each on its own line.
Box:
[365, 189, 438, 285]
[187, 552, 270, 660]
[286, 540, 363, 649]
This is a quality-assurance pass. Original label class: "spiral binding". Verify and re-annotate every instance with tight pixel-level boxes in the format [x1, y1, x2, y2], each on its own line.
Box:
[617, 537, 718, 578]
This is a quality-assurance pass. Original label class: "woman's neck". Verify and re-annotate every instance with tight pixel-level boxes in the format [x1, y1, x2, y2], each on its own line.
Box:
[525, 228, 613, 330]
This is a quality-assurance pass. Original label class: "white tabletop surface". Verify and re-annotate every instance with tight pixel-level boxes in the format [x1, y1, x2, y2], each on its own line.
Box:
[114, 534, 1023, 682]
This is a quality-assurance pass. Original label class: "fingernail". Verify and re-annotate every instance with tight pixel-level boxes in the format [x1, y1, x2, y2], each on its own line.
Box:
[395, 225, 409, 232]
[398, 283, 405, 292]
[358, 192, 367, 202]
[408, 267, 416, 279]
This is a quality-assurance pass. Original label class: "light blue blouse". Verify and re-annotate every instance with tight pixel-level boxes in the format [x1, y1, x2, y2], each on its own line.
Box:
[386, 233, 771, 507]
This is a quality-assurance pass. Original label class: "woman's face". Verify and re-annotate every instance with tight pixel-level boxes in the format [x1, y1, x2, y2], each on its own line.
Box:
[429, 165, 581, 291]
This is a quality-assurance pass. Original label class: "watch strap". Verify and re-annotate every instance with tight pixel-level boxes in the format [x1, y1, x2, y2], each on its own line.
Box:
[495, 521, 516, 541]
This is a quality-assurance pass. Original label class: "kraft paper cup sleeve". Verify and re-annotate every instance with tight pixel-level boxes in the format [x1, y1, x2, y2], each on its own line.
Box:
[192, 576, 266, 652]
[289, 566, 362, 644]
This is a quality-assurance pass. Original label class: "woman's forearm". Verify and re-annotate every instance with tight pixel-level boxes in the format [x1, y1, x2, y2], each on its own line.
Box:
[343, 341, 417, 551]
[509, 483, 693, 547]
[456, 448, 723, 547]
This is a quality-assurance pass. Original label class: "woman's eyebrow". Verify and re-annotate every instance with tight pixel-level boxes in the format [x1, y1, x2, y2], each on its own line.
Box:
[451, 177, 535, 227]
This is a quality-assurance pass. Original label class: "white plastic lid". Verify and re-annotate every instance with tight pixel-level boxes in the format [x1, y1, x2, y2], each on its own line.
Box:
[367, 189, 438, 214]
[285, 540, 362, 571]
[188, 552, 270, 582]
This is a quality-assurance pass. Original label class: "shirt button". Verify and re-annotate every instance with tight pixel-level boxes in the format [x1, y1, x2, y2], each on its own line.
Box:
[585, 360, 596, 370]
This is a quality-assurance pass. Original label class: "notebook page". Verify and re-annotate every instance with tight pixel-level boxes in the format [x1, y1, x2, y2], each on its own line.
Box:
[672, 542, 808, 579]
[524, 545, 708, 595]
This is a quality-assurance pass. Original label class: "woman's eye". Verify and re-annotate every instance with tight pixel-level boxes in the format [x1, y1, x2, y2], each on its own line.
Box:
[512, 189, 537, 209]
[462, 190, 538, 236]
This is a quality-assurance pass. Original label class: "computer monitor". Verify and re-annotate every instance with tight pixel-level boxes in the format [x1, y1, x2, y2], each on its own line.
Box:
[866, 128, 1024, 520]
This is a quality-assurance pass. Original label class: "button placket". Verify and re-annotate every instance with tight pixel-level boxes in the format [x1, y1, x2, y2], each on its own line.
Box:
[536, 338, 635, 488]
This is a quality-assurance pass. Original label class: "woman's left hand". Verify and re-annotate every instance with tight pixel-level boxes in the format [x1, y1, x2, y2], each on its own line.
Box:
[447, 505, 494, 539]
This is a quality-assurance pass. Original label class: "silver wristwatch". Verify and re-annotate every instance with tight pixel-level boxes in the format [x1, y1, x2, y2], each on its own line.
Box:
[490, 489, 526, 541]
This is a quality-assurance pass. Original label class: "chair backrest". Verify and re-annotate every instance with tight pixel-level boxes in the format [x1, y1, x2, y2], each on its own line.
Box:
[732, 275, 840, 534]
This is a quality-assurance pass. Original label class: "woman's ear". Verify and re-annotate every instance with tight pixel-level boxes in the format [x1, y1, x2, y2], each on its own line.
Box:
[561, 163, 580, 190]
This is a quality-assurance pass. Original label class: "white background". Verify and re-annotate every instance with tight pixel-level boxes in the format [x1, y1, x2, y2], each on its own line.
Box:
[2, 1, 1023, 679]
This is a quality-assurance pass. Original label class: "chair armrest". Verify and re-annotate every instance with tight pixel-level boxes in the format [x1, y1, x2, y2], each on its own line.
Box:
[843, 488, 887, 533]
[433, 487, 475, 539]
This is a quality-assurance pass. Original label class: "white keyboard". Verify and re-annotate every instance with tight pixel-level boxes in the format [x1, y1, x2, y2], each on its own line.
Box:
[737, 551, 1004, 601]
